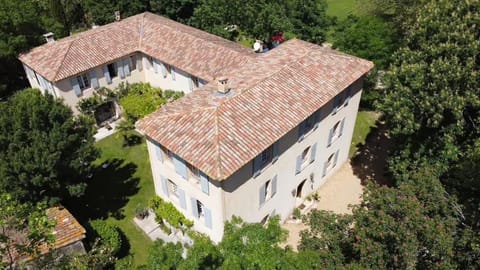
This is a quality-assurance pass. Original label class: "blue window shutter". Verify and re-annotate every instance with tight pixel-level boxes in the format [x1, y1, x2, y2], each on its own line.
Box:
[160, 63, 167, 78]
[173, 154, 188, 179]
[259, 184, 266, 207]
[191, 198, 199, 218]
[345, 87, 352, 106]
[298, 121, 306, 142]
[333, 150, 339, 167]
[137, 56, 143, 71]
[339, 118, 345, 137]
[272, 175, 277, 196]
[160, 175, 169, 196]
[153, 59, 159, 73]
[188, 76, 194, 91]
[200, 172, 210, 195]
[178, 188, 186, 209]
[313, 111, 320, 129]
[328, 127, 334, 147]
[272, 142, 279, 163]
[70, 78, 81, 96]
[333, 96, 340, 114]
[171, 67, 176, 81]
[252, 156, 262, 177]
[295, 155, 302, 174]
[204, 207, 212, 229]
[103, 66, 112, 84]
[90, 70, 99, 89]
[123, 59, 130, 76]
[322, 161, 328, 177]
[117, 61, 125, 79]
[154, 143, 163, 162]
[310, 143, 317, 163]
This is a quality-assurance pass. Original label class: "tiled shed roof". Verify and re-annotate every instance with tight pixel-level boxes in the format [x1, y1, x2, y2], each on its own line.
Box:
[138, 39, 374, 180]
[18, 12, 254, 82]
[2, 206, 86, 264]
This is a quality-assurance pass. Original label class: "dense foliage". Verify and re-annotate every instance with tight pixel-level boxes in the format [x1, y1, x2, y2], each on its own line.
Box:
[0, 193, 54, 270]
[89, 220, 123, 256]
[0, 90, 98, 203]
[377, 0, 480, 180]
[142, 216, 321, 269]
[149, 196, 193, 229]
[333, 15, 397, 69]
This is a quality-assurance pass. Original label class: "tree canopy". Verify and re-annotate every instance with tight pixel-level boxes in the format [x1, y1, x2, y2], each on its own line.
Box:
[0, 89, 98, 203]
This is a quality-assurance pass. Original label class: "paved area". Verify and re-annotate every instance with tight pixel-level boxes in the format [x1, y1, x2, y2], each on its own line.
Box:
[94, 119, 121, 141]
[133, 211, 193, 246]
[281, 162, 363, 250]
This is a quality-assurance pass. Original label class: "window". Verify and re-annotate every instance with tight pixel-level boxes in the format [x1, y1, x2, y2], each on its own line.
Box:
[328, 119, 345, 146]
[192, 76, 199, 88]
[301, 146, 311, 168]
[188, 163, 201, 185]
[259, 175, 277, 207]
[196, 200, 205, 218]
[107, 63, 117, 78]
[165, 64, 171, 74]
[323, 150, 339, 177]
[260, 214, 270, 225]
[260, 145, 273, 165]
[76, 73, 90, 90]
[168, 180, 179, 199]
[298, 113, 318, 141]
[130, 55, 136, 71]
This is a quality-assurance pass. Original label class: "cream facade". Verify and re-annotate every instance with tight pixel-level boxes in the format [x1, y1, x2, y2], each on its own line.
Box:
[145, 78, 364, 242]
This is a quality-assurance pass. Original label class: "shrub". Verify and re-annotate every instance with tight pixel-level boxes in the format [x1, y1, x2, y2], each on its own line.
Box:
[149, 196, 193, 229]
[292, 208, 302, 219]
[90, 220, 122, 256]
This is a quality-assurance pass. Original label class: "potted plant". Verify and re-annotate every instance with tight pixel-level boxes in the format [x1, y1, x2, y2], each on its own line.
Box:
[135, 204, 149, 220]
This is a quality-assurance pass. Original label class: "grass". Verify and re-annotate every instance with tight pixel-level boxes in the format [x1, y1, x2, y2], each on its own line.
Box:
[66, 132, 154, 267]
[350, 111, 379, 157]
[326, 0, 359, 20]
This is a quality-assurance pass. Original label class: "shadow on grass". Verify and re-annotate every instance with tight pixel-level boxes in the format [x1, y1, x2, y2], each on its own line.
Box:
[66, 158, 140, 221]
[350, 120, 394, 186]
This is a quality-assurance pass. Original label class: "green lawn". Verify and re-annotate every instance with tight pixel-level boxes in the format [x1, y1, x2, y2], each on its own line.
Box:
[350, 111, 379, 157]
[326, 0, 359, 19]
[67, 132, 154, 267]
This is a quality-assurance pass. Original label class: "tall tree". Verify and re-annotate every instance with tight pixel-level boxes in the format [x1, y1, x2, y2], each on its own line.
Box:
[286, 0, 330, 44]
[149, 0, 199, 23]
[0, 0, 45, 98]
[0, 193, 54, 270]
[376, 0, 480, 180]
[0, 89, 98, 203]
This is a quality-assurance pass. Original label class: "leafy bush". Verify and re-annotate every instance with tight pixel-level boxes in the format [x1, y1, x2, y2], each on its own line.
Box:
[118, 83, 183, 121]
[292, 208, 302, 219]
[149, 196, 193, 229]
[89, 220, 122, 256]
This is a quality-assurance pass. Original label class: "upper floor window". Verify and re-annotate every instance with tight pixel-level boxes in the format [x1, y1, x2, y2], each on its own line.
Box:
[298, 112, 318, 141]
[107, 63, 117, 78]
[333, 87, 353, 114]
[259, 175, 277, 207]
[295, 143, 317, 174]
[322, 150, 339, 177]
[130, 55, 137, 71]
[253, 143, 279, 177]
[328, 118, 345, 147]
[168, 179, 179, 200]
[76, 73, 90, 90]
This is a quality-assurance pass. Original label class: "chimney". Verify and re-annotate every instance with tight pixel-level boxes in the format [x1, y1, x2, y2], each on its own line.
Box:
[114, 11, 121, 21]
[43, 32, 55, 43]
[217, 77, 230, 94]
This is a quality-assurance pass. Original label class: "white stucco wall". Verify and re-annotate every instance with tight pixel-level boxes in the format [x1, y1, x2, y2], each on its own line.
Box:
[220, 78, 364, 226]
[145, 139, 225, 243]
[145, 78, 364, 242]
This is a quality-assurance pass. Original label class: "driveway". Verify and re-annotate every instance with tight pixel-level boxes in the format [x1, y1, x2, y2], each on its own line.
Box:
[281, 162, 363, 250]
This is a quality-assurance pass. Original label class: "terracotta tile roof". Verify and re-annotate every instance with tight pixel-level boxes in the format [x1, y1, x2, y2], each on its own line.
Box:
[18, 12, 254, 82]
[2, 206, 86, 264]
[137, 39, 374, 180]
[46, 206, 86, 251]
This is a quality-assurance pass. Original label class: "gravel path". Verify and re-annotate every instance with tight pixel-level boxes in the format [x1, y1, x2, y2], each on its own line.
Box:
[281, 162, 363, 250]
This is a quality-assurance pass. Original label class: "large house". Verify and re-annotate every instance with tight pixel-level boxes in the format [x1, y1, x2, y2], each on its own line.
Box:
[19, 12, 373, 242]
